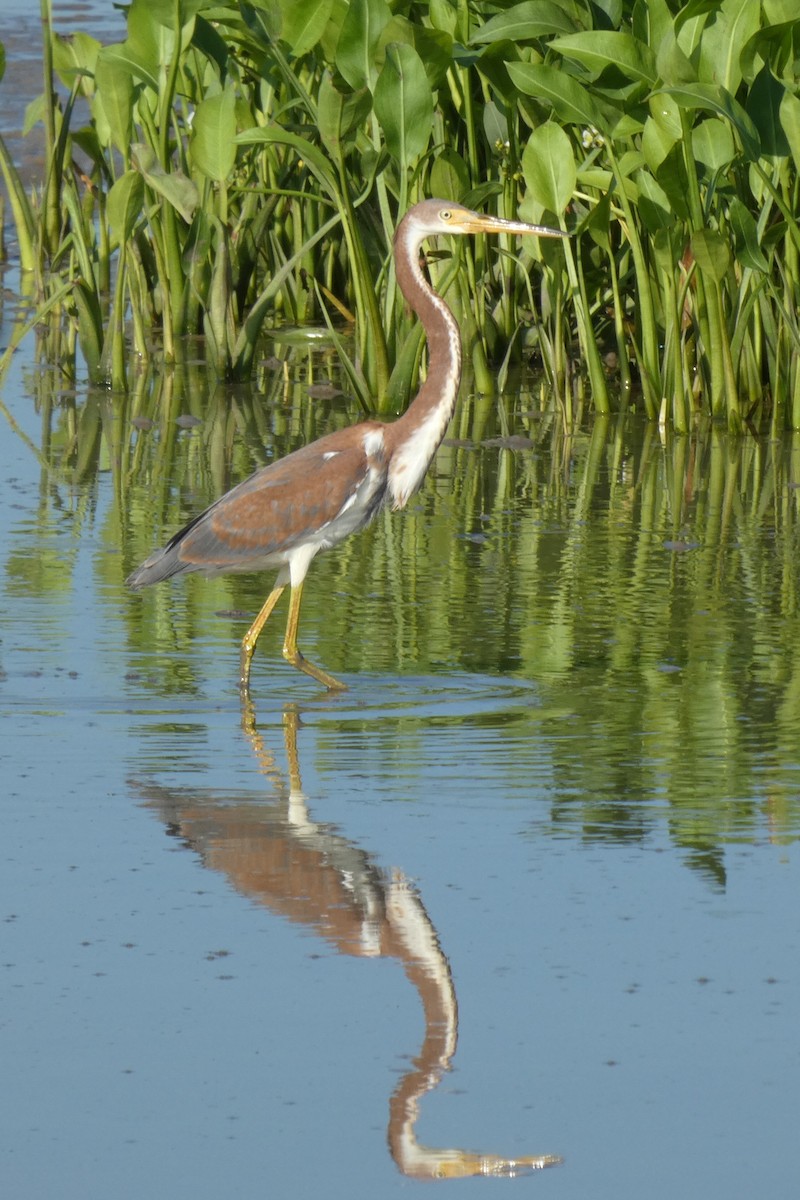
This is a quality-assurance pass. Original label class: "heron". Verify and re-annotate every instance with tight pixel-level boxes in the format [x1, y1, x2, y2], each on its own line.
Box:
[127, 200, 567, 691]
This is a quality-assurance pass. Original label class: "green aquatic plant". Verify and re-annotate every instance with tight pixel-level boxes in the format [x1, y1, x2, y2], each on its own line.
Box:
[2, 0, 800, 432]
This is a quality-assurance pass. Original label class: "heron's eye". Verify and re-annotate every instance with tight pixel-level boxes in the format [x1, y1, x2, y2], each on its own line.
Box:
[440, 209, 452, 221]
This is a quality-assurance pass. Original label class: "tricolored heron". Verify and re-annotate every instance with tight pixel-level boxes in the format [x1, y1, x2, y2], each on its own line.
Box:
[127, 200, 566, 691]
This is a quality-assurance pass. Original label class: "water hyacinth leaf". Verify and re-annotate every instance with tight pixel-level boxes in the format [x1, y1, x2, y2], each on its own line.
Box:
[470, 0, 578, 43]
[94, 47, 135, 156]
[191, 87, 237, 181]
[507, 62, 612, 134]
[429, 147, 470, 201]
[692, 117, 735, 168]
[107, 170, 145, 245]
[336, 0, 392, 92]
[690, 228, 730, 282]
[521, 123, 575, 215]
[131, 143, 199, 223]
[728, 197, 769, 273]
[278, 0, 333, 57]
[548, 32, 657, 86]
[373, 43, 434, 166]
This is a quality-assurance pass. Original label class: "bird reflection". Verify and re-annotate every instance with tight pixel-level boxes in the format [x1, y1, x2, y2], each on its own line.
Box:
[133, 703, 561, 1179]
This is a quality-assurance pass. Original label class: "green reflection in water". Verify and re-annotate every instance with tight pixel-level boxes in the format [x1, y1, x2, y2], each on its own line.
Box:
[7, 347, 800, 883]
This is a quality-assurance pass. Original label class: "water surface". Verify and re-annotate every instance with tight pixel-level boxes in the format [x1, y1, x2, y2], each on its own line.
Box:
[1, 343, 798, 1199]
[1, 8, 799, 1193]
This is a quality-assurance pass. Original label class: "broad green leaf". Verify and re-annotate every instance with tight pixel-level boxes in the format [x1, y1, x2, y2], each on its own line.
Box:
[746, 66, 789, 158]
[336, 0, 392, 91]
[126, 0, 195, 70]
[692, 117, 736, 168]
[72, 282, 103, 378]
[649, 92, 682, 140]
[52, 32, 101, 97]
[236, 127, 339, 197]
[634, 0, 673, 47]
[191, 87, 237, 181]
[429, 147, 470, 201]
[23, 94, 45, 138]
[583, 189, 612, 252]
[548, 32, 657, 86]
[690, 228, 730, 282]
[279, 0, 334, 57]
[658, 83, 761, 160]
[483, 101, 507, 151]
[191, 15, 232, 76]
[470, 1, 578, 44]
[697, 0, 759, 94]
[97, 41, 158, 93]
[653, 145, 690, 220]
[317, 74, 372, 161]
[728, 197, 769, 272]
[635, 170, 674, 233]
[107, 170, 145, 244]
[521, 123, 575, 215]
[507, 62, 611, 134]
[655, 31, 697, 87]
[641, 115, 678, 173]
[763, 0, 798, 19]
[94, 47, 135, 156]
[131, 143, 199, 223]
[429, 0, 457, 36]
[373, 43, 434, 166]
[140, 0, 207, 28]
[779, 90, 800, 173]
[411, 25, 453, 89]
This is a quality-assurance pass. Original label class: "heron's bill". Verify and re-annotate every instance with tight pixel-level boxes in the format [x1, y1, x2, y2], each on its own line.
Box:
[463, 213, 568, 238]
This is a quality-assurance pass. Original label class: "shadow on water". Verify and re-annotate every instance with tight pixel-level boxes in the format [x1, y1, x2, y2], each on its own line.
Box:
[131, 697, 562, 1180]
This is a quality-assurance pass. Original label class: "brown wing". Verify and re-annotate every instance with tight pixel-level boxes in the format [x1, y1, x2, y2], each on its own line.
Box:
[127, 423, 387, 587]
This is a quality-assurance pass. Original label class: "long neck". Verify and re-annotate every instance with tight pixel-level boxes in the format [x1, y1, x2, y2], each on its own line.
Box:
[385, 212, 463, 509]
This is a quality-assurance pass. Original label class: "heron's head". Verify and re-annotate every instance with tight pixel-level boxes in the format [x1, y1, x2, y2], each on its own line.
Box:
[399, 198, 567, 242]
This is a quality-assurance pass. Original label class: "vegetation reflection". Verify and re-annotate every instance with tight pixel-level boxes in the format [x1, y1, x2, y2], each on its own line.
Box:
[7, 347, 800, 877]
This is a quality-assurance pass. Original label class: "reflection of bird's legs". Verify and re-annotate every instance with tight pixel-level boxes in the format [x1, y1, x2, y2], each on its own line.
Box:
[282, 583, 347, 691]
[240, 583, 286, 690]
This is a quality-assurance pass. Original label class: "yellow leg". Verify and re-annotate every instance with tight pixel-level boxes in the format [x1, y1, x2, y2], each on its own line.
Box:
[240, 583, 285, 690]
[282, 582, 347, 691]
